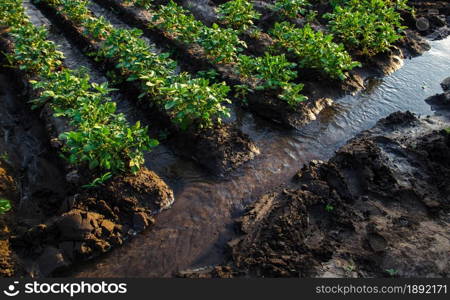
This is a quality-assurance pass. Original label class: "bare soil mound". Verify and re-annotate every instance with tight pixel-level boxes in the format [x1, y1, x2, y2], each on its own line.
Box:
[179, 111, 450, 278]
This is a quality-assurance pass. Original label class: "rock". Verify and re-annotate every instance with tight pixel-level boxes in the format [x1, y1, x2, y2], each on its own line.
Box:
[367, 233, 388, 253]
[37, 246, 69, 276]
[65, 170, 80, 184]
[416, 17, 430, 31]
[56, 210, 93, 240]
[441, 77, 450, 92]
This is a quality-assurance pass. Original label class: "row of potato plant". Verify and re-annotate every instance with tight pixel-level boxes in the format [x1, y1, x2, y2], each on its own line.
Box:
[269, 22, 361, 80]
[122, 0, 308, 107]
[215, 0, 310, 32]
[0, 0, 155, 174]
[40, 0, 232, 129]
[325, 0, 409, 56]
[214, 0, 409, 74]
[213, 0, 359, 79]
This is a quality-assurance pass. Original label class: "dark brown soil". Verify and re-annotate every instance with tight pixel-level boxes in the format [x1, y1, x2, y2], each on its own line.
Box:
[174, 124, 260, 174]
[426, 77, 450, 109]
[12, 168, 174, 277]
[2, 0, 449, 279]
[178, 111, 450, 278]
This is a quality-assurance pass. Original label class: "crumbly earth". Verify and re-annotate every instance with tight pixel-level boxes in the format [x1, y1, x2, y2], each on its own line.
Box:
[178, 110, 450, 278]
[174, 123, 260, 175]
[10, 168, 174, 277]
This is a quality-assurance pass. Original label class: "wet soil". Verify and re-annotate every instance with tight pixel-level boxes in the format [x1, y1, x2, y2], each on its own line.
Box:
[179, 108, 450, 277]
[0, 65, 70, 277]
[1, 0, 449, 278]
[179, 110, 450, 278]
[13, 168, 173, 277]
[70, 37, 450, 278]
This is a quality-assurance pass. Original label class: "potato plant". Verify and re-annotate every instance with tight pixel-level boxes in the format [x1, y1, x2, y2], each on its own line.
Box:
[270, 22, 360, 80]
[216, 0, 261, 33]
[237, 53, 297, 90]
[127, 0, 306, 107]
[153, 1, 245, 63]
[46, 0, 232, 129]
[152, 1, 203, 44]
[0, 199, 11, 214]
[162, 75, 232, 129]
[273, 0, 309, 19]
[325, 0, 408, 56]
[1, 0, 155, 174]
[237, 54, 307, 106]
[198, 24, 246, 63]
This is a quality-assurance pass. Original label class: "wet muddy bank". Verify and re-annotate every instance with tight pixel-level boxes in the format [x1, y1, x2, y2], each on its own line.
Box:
[1, 0, 449, 279]
[13, 168, 173, 277]
[179, 110, 450, 278]
[426, 77, 450, 110]
[33, 0, 258, 176]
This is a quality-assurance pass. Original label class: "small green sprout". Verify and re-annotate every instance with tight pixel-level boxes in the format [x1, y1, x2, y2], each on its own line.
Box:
[0, 198, 12, 214]
[385, 268, 398, 276]
[325, 204, 334, 212]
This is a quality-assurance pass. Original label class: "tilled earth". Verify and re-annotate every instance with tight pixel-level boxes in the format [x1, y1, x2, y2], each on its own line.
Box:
[179, 103, 450, 278]
[0, 0, 449, 278]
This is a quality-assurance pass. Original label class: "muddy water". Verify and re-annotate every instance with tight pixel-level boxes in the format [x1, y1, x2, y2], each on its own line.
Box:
[68, 37, 450, 277]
